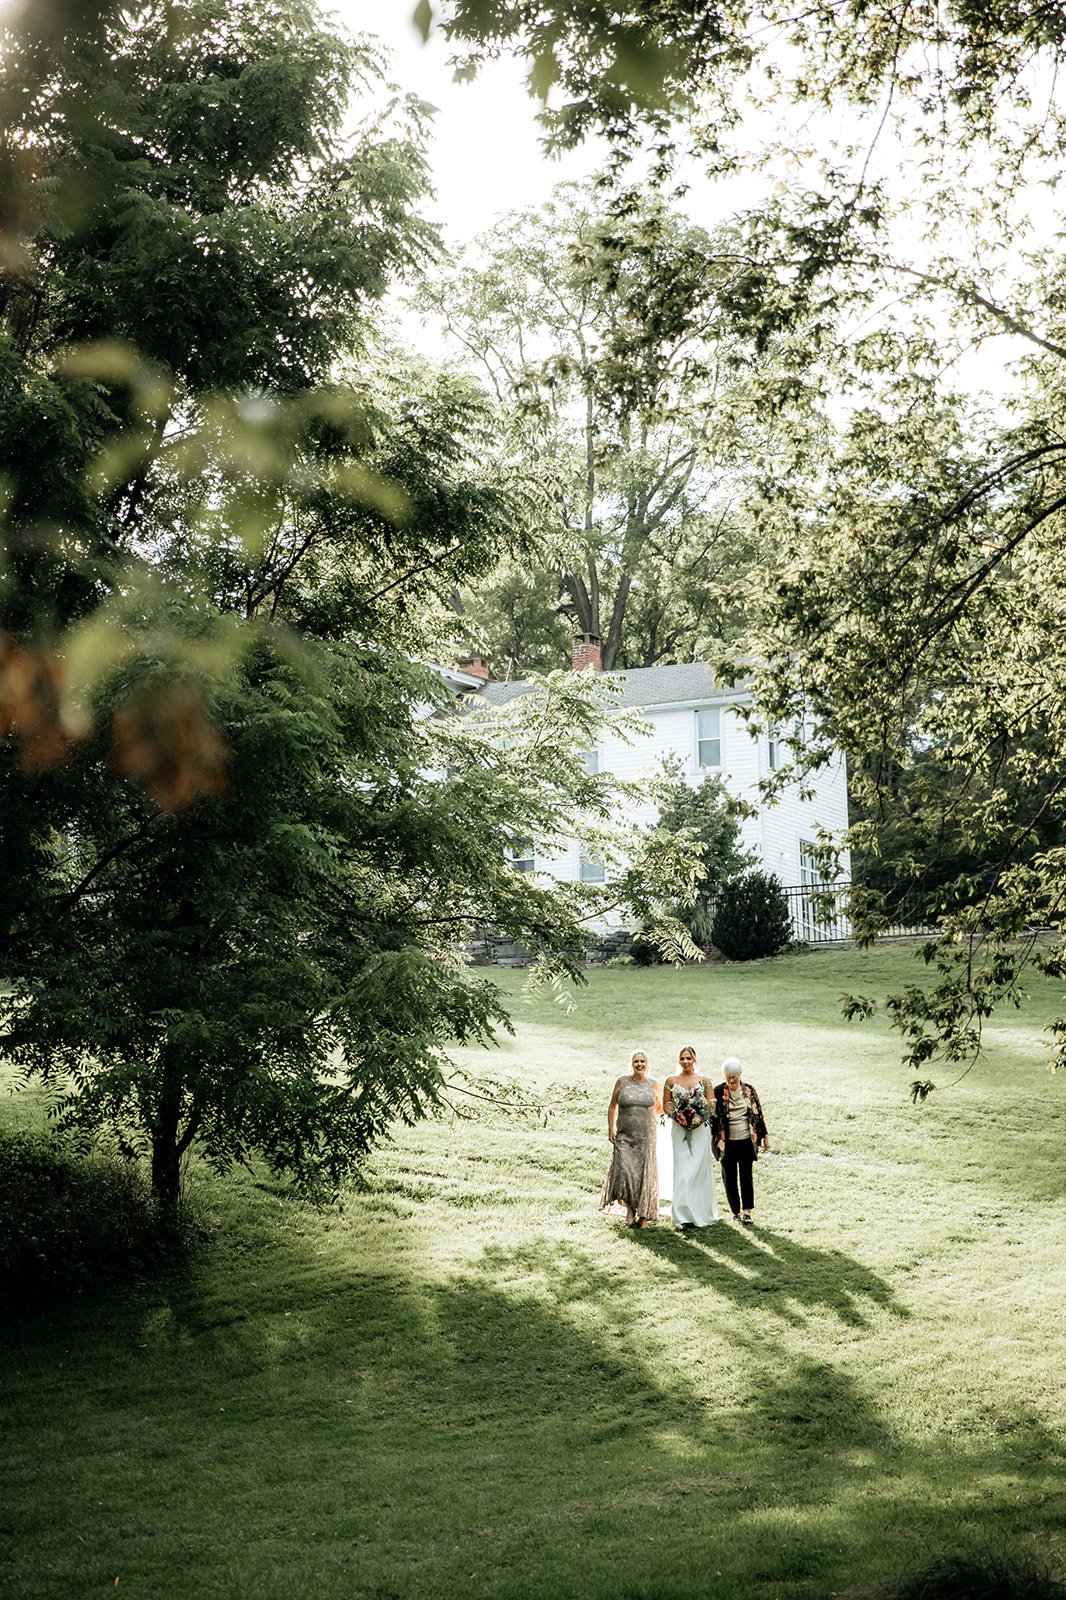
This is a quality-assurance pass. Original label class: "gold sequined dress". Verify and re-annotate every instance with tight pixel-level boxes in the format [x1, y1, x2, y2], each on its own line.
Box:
[600, 1076, 659, 1221]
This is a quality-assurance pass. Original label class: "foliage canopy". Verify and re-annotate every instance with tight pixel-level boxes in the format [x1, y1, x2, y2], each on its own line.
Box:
[0, 0, 702, 1203]
[427, 183, 777, 674]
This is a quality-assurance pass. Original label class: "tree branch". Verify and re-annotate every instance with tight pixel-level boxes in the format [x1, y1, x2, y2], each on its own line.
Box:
[367, 539, 469, 604]
[53, 814, 162, 907]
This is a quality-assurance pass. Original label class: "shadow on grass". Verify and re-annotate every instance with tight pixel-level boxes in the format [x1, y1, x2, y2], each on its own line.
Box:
[624, 1220, 911, 1327]
[487, 1220, 908, 1330]
[0, 1203, 1062, 1600]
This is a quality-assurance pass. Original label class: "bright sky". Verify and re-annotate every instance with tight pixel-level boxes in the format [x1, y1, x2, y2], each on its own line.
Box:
[336, 3, 1030, 401]
[335, 2, 917, 242]
[331, 0, 605, 245]
[0, 0, 1044, 398]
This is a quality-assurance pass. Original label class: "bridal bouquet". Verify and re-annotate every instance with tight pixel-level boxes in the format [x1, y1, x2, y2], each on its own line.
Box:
[671, 1084, 713, 1150]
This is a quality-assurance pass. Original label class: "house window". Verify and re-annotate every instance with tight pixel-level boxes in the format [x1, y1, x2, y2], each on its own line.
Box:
[583, 748, 599, 776]
[579, 850, 605, 884]
[509, 839, 535, 873]
[768, 730, 779, 771]
[696, 707, 721, 768]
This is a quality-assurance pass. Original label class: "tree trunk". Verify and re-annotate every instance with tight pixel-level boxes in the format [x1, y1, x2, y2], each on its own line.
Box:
[150, 1046, 186, 1212]
[564, 567, 598, 637]
[151, 1131, 182, 1210]
[601, 572, 632, 671]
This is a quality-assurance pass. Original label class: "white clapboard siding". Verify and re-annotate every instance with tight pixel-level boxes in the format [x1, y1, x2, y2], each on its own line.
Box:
[476, 664, 850, 916]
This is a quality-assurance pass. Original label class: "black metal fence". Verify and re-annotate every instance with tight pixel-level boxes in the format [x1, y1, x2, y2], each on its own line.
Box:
[780, 882, 935, 944]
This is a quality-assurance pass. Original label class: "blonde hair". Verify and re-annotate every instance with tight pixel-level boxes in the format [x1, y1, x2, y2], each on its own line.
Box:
[630, 1047, 650, 1066]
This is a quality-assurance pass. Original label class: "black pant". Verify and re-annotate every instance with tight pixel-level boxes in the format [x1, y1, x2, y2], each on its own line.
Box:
[722, 1138, 755, 1214]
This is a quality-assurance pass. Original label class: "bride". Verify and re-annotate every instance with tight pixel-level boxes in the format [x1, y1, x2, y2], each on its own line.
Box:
[663, 1045, 719, 1230]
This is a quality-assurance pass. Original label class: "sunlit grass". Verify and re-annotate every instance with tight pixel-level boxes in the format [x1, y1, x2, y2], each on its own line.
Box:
[2, 946, 1064, 1598]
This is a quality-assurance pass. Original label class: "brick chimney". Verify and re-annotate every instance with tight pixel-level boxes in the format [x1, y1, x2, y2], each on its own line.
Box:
[457, 655, 490, 681]
[571, 633, 602, 672]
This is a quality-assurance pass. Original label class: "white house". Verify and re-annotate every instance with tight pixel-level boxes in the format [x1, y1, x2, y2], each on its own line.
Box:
[469, 635, 850, 938]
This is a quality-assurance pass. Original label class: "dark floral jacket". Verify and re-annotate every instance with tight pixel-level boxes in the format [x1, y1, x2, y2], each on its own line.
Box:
[712, 1081, 768, 1159]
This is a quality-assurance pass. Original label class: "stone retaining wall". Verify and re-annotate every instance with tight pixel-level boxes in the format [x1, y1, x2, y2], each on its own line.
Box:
[466, 928, 634, 967]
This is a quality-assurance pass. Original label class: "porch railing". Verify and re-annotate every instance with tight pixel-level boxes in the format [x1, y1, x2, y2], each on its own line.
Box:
[778, 882, 935, 944]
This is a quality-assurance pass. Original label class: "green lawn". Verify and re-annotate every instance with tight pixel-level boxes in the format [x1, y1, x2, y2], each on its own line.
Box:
[2, 946, 1065, 1599]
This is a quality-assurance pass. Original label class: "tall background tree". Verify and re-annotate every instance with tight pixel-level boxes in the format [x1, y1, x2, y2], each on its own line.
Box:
[425, 183, 781, 674]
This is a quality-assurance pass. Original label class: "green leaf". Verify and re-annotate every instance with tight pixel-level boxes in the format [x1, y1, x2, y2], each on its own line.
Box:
[412, 0, 433, 44]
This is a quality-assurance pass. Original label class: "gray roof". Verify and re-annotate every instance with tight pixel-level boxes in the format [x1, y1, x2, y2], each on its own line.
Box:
[478, 662, 749, 709]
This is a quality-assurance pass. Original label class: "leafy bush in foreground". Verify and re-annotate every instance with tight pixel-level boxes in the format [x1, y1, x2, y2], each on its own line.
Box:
[0, 1129, 181, 1303]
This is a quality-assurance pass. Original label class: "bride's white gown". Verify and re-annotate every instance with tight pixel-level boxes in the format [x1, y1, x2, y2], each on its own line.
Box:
[669, 1120, 719, 1226]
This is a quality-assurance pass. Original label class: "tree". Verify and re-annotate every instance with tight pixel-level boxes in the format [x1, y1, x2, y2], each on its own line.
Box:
[0, 0, 442, 939]
[670, 1, 1066, 1078]
[0, 0, 703, 1204]
[447, 552, 573, 679]
[656, 767, 751, 944]
[0, 0, 435, 670]
[736, 348, 1066, 1079]
[5, 641, 699, 1205]
[426, 184, 772, 674]
[848, 742, 1066, 926]
[431, 1, 1066, 161]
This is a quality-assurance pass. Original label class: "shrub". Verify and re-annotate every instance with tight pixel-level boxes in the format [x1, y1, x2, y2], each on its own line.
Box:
[710, 870, 792, 961]
[627, 930, 663, 966]
[865, 1553, 1066, 1599]
[656, 768, 752, 947]
[0, 1128, 183, 1304]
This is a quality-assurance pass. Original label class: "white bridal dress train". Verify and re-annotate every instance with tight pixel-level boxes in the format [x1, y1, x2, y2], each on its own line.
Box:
[657, 1117, 673, 1204]
[669, 1120, 719, 1226]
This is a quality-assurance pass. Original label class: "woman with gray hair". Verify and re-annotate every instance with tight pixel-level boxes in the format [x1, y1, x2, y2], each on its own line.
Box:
[713, 1057, 769, 1225]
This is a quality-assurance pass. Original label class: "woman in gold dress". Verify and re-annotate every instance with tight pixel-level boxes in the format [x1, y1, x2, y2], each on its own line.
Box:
[601, 1049, 662, 1227]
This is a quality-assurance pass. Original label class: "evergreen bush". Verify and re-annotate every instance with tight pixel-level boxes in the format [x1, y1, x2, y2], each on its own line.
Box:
[710, 871, 792, 961]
